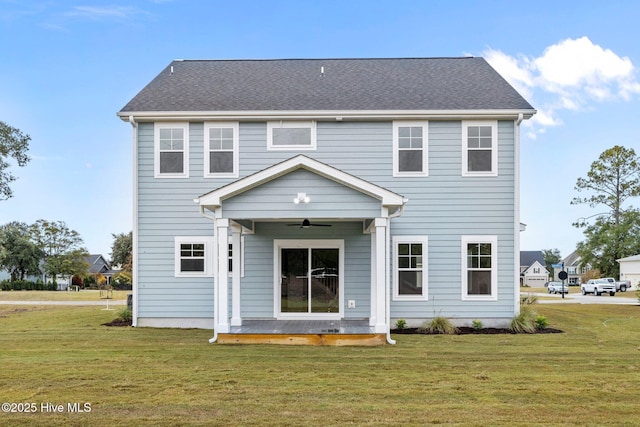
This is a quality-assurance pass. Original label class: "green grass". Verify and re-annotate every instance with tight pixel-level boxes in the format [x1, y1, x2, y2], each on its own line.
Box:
[0, 290, 129, 301]
[0, 304, 639, 426]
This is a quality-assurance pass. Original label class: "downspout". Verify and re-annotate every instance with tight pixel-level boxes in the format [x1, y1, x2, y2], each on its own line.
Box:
[197, 205, 220, 343]
[385, 203, 406, 345]
[128, 116, 139, 327]
[514, 113, 523, 316]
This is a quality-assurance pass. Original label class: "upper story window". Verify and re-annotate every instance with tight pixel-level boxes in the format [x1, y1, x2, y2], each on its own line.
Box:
[267, 121, 316, 150]
[155, 122, 189, 178]
[462, 121, 498, 177]
[461, 235, 498, 301]
[204, 122, 239, 178]
[393, 121, 428, 177]
[393, 236, 428, 301]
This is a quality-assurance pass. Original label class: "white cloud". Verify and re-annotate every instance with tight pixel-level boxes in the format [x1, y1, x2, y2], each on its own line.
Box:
[484, 37, 640, 137]
[64, 5, 149, 21]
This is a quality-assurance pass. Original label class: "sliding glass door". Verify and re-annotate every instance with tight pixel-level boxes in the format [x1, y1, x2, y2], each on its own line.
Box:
[279, 242, 341, 316]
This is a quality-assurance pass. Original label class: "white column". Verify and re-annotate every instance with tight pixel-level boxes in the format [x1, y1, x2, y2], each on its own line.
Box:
[216, 218, 230, 333]
[230, 222, 242, 326]
[369, 227, 378, 327]
[374, 218, 388, 333]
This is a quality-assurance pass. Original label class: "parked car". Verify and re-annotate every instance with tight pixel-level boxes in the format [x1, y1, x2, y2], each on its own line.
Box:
[547, 281, 569, 294]
[581, 279, 616, 296]
[602, 277, 631, 292]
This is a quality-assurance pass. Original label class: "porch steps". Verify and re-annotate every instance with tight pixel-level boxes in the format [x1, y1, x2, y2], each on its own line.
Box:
[217, 333, 386, 346]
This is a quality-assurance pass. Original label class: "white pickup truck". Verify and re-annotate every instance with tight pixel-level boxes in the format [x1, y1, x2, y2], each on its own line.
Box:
[581, 279, 616, 296]
[602, 278, 631, 292]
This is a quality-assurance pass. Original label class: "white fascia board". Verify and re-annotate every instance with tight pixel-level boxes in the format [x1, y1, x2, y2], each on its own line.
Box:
[118, 109, 537, 122]
[196, 155, 405, 208]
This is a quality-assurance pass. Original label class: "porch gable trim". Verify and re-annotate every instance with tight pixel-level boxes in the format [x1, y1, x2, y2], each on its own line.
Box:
[196, 155, 407, 208]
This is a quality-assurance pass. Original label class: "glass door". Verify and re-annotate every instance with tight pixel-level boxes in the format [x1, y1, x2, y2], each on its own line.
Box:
[281, 247, 340, 314]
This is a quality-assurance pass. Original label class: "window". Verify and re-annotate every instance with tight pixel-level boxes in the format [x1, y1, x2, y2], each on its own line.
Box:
[393, 236, 428, 300]
[533, 267, 540, 274]
[155, 123, 189, 178]
[267, 121, 316, 150]
[204, 122, 239, 178]
[462, 121, 498, 176]
[393, 121, 428, 176]
[461, 236, 497, 300]
[174, 237, 214, 277]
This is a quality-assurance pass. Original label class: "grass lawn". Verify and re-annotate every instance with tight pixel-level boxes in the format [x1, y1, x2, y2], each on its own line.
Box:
[0, 304, 639, 426]
[0, 290, 129, 301]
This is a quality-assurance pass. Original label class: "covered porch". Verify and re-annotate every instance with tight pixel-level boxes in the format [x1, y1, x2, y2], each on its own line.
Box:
[194, 155, 407, 345]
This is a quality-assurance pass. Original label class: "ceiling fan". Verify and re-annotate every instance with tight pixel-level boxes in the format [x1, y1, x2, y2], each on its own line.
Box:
[287, 219, 332, 228]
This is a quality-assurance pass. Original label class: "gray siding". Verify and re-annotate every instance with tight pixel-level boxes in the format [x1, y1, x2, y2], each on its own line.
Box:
[136, 120, 516, 321]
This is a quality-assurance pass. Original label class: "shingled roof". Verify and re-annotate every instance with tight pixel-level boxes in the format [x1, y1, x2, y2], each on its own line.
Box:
[119, 57, 535, 114]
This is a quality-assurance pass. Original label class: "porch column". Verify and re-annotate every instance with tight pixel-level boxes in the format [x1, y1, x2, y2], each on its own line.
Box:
[230, 222, 242, 326]
[373, 218, 388, 333]
[216, 218, 230, 333]
[369, 227, 378, 327]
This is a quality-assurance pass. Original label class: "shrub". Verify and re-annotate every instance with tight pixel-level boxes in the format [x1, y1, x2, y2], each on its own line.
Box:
[420, 316, 458, 334]
[117, 307, 132, 323]
[471, 320, 484, 331]
[394, 319, 408, 330]
[535, 315, 548, 330]
[510, 307, 536, 333]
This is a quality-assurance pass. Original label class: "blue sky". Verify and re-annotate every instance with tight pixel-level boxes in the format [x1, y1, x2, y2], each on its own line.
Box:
[1, 0, 639, 261]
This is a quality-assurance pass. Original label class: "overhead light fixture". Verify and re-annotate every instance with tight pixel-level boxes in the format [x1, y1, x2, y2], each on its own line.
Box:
[293, 192, 310, 204]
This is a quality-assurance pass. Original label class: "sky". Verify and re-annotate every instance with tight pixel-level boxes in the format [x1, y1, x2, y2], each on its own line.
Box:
[1, 0, 639, 261]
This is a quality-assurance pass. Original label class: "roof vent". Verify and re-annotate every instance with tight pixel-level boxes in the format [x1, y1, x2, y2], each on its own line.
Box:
[320, 66, 324, 77]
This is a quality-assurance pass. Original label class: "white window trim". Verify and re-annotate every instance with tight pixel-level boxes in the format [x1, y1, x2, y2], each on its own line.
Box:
[174, 236, 214, 277]
[393, 235, 429, 301]
[267, 121, 317, 151]
[392, 121, 429, 177]
[204, 121, 239, 178]
[462, 120, 498, 177]
[461, 235, 498, 301]
[154, 122, 189, 178]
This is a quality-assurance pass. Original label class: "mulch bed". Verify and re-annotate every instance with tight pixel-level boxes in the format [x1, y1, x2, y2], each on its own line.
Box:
[102, 319, 132, 327]
[392, 327, 563, 335]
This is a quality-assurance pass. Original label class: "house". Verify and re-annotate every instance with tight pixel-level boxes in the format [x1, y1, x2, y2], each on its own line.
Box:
[618, 254, 640, 290]
[118, 58, 535, 345]
[520, 251, 548, 287]
[555, 250, 592, 285]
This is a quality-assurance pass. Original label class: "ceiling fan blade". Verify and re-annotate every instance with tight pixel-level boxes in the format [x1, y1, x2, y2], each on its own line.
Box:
[310, 223, 332, 227]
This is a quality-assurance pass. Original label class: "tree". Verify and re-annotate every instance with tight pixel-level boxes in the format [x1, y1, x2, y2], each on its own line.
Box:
[110, 231, 132, 272]
[0, 222, 43, 281]
[575, 210, 640, 278]
[542, 249, 561, 276]
[572, 145, 640, 226]
[572, 146, 640, 277]
[29, 219, 89, 282]
[0, 121, 31, 200]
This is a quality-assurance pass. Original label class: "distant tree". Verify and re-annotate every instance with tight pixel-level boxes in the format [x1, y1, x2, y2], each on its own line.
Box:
[572, 146, 640, 277]
[110, 231, 132, 272]
[0, 221, 43, 281]
[0, 121, 31, 200]
[542, 249, 561, 276]
[29, 219, 89, 283]
[576, 210, 640, 277]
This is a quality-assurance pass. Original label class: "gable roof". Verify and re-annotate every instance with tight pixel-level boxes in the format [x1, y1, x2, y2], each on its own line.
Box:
[85, 254, 110, 274]
[196, 155, 407, 208]
[520, 251, 546, 268]
[119, 57, 535, 118]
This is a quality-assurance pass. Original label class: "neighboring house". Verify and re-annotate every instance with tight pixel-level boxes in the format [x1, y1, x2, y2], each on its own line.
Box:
[520, 251, 548, 287]
[85, 254, 120, 285]
[118, 57, 535, 344]
[555, 250, 591, 285]
[618, 254, 640, 290]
